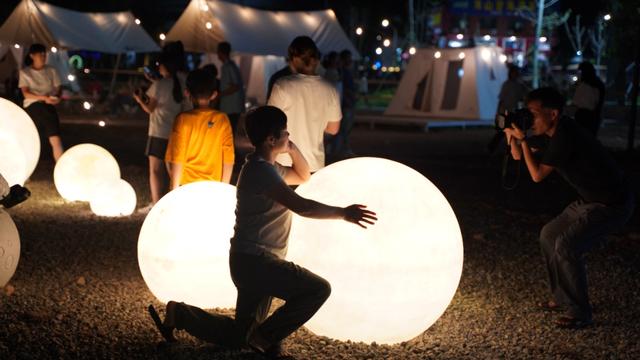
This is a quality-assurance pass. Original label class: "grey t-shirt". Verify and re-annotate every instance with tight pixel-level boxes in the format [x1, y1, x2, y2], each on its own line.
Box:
[230, 153, 291, 259]
[146, 78, 182, 138]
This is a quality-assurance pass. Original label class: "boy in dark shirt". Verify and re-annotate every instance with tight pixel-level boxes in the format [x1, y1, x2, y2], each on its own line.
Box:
[504, 87, 635, 329]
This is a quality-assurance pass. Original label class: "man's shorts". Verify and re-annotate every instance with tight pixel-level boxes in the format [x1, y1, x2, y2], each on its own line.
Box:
[145, 136, 169, 159]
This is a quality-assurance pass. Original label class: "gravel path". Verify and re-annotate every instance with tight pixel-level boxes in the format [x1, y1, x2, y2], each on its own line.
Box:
[1, 120, 639, 359]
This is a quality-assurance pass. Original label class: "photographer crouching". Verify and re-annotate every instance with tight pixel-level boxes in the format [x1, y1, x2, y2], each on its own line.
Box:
[503, 87, 635, 329]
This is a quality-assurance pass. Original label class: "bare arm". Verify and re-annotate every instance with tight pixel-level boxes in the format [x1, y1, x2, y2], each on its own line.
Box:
[167, 162, 183, 190]
[264, 181, 377, 228]
[221, 163, 233, 184]
[504, 125, 554, 183]
[282, 141, 310, 185]
[325, 120, 340, 135]
[134, 95, 157, 114]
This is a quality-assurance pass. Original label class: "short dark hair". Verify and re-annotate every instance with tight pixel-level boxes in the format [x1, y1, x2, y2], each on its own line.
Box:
[217, 41, 231, 55]
[288, 36, 320, 65]
[28, 43, 46, 55]
[186, 68, 217, 100]
[201, 63, 218, 79]
[339, 49, 352, 61]
[526, 87, 565, 112]
[244, 106, 287, 147]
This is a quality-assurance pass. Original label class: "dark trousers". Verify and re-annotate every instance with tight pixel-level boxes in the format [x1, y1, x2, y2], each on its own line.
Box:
[170, 252, 331, 348]
[227, 113, 241, 137]
[575, 108, 601, 136]
[539, 194, 634, 320]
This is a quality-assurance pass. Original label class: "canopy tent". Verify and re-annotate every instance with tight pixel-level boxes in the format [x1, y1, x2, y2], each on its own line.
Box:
[0, 0, 159, 53]
[385, 46, 508, 122]
[167, 0, 358, 57]
[167, 0, 359, 104]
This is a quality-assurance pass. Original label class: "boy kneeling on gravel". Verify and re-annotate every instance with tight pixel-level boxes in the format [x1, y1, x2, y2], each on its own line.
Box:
[149, 106, 377, 358]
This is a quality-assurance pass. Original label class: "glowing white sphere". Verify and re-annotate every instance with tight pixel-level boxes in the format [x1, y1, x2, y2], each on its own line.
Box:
[288, 157, 463, 344]
[138, 181, 237, 309]
[0, 98, 40, 186]
[0, 210, 20, 287]
[54, 144, 121, 201]
[89, 179, 137, 217]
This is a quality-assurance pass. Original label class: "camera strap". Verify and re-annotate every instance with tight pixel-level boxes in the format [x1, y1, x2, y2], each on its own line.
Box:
[501, 150, 521, 191]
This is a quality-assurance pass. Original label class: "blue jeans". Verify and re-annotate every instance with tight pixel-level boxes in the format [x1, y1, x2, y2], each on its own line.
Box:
[539, 193, 635, 320]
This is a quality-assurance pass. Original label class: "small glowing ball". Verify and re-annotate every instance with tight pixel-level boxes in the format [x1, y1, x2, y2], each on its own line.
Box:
[54, 144, 121, 201]
[0, 210, 20, 287]
[89, 179, 137, 217]
[288, 157, 464, 344]
[138, 181, 237, 309]
[0, 98, 40, 186]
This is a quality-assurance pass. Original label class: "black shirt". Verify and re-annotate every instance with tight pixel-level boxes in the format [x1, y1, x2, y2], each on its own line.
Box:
[266, 66, 293, 101]
[541, 117, 625, 205]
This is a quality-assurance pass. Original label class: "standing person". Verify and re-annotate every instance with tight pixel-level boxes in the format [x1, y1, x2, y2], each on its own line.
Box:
[19, 43, 64, 161]
[268, 36, 341, 172]
[165, 68, 234, 189]
[148, 106, 377, 358]
[332, 49, 357, 157]
[488, 65, 528, 153]
[498, 65, 527, 115]
[504, 87, 634, 329]
[266, 60, 294, 102]
[133, 54, 184, 209]
[322, 51, 342, 97]
[217, 41, 245, 135]
[572, 61, 605, 136]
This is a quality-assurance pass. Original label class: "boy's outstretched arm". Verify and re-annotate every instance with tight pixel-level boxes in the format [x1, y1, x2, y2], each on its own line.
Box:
[264, 180, 377, 229]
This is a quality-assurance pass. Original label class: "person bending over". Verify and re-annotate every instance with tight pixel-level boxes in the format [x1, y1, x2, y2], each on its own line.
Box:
[504, 87, 634, 329]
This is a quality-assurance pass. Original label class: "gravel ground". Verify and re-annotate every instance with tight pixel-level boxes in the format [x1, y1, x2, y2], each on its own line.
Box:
[1, 118, 639, 359]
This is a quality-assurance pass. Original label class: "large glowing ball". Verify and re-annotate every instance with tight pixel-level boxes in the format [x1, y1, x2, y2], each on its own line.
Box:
[54, 144, 121, 201]
[0, 97, 40, 186]
[287, 157, 464, 344]
[138, 181, 237, 309]
[89, 179, 137, 217]
[0, 210, 20, 287]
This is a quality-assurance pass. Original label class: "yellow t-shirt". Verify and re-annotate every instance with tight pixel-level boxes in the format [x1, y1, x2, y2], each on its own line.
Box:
[166, 108, 234, 185]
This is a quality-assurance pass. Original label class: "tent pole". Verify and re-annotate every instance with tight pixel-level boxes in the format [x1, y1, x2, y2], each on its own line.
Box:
[108, 53, 122, 98]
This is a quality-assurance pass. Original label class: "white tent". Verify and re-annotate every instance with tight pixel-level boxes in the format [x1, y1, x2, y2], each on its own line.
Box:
[0, 0, 159, 54]
[167, 0, 359, 104]
[385, 46, 508, 122]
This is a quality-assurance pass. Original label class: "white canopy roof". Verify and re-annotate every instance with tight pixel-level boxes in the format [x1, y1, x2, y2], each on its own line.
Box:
[0, 0, 159, 53]
[167, 0, 359, 58]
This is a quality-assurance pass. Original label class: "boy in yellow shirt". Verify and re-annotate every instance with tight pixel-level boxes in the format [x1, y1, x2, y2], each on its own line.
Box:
[166, 68, 235, 188]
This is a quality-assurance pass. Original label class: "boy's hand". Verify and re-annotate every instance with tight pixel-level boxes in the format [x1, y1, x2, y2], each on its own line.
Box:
[343, 204, 377, 229]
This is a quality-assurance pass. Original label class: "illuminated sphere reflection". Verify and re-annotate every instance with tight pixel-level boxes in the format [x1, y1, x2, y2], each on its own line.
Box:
[288, 157, 463, 344]
[89, 179, 137, 217]
[138, 181, 237, 309]
[54, 144, 120, 201]
[0, 97, 40, 186]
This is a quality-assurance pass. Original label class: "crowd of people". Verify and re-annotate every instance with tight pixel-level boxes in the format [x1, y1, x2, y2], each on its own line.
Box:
[8, 36, 635, 359]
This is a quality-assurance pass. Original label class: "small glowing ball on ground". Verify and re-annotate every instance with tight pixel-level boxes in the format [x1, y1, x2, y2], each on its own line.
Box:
[138, 181, 237, 309]
[89, 179, 137, 217]
[288, 157, 464, 344]
[0, 210, 20, 287]
[0, 97, 40, 186]
[54, 144, 121, 201]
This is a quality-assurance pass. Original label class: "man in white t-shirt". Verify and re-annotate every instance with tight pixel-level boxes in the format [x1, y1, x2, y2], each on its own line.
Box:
[268, 36, 341, 172]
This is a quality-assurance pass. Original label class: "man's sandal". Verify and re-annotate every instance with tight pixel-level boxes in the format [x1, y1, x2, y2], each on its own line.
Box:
[555, 315, 593, 330]
[537, 300, 565, 312]
[148, 304, 177, 343]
